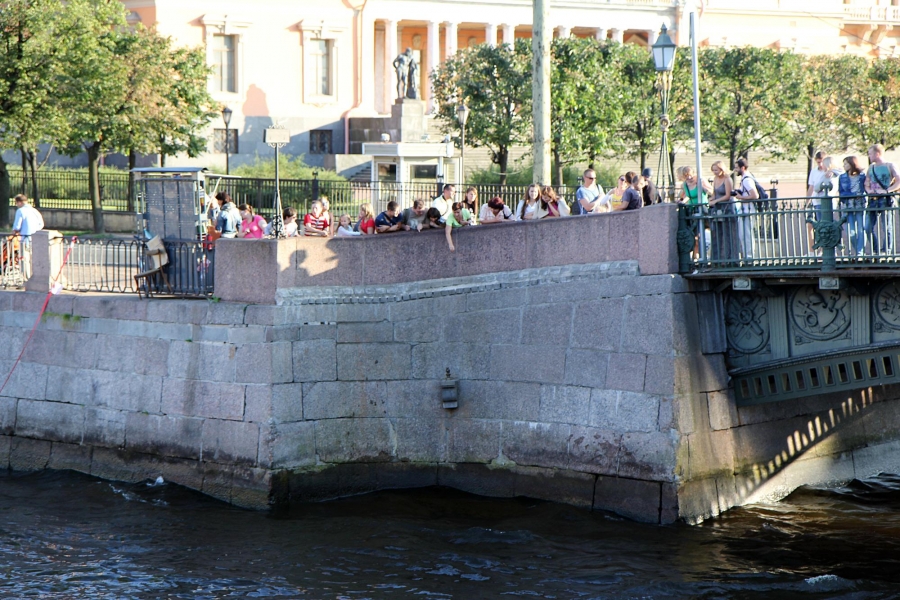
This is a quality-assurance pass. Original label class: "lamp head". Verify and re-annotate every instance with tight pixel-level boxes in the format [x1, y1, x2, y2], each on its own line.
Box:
[651, 24, 677, 72]
[456, 104, 470, 127]
[221, 106, 233, 126]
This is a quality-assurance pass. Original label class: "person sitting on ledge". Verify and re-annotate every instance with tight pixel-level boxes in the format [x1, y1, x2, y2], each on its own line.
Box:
[420, 207, 443, 231]
[432, 183, 455, 220]
[612, 172, 644, 212]
[375, 201, 404, 233]
[303, 200, 330, 236]
[319, 196, 333, 236]
[214, 192, 241, 238]
[535, 186, 570, 219]
[237, 204, 267, 239]
[479, 197, 516, 223]
[399, 199, 428, 231]
[356, 203, 376, 235]
[264, 206, 299, 237]
[335, 214, 361, 237]
[445, 201, 472, 252]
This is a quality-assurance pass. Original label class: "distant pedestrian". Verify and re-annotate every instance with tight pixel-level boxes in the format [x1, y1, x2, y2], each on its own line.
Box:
[12, 194, 43, 279]
[214, 192, 241, 238]
[864, 143, 900, 254]
[575, 169, 604, 214]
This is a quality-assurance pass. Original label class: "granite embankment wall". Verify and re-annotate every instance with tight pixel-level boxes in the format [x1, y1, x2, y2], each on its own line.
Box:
[3, 204, 900, 523]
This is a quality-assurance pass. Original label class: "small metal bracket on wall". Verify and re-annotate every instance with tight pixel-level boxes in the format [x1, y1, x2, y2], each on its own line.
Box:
[441, 368, 458, 409]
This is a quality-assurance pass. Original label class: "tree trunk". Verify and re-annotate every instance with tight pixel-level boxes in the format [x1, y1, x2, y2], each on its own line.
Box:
[0, 156, 10, 229]
[19, 149, 27, 195]
[552, 146, 563, 187]
[498, 149, 509, 186]
[806, 142, 814, 190]
[27, 150, 39, 208]
[87, 143, 105, 233]
[128, 149, 137, 211]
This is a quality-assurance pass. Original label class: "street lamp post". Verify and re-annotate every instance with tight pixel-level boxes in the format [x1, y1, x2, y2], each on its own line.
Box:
[456, 104, 469, 186]
[264, 126, 290, 238]
[651, 25, 677, 202]
[222, 106, 233, 175]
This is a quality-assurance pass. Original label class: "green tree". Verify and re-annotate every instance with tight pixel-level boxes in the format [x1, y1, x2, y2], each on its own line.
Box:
[549, 37, 624, 185]
[431, 39, 532, 184]
[696, 47, 805, 169]
[841, 56, 900, 151]
[611, 43, 663, 172]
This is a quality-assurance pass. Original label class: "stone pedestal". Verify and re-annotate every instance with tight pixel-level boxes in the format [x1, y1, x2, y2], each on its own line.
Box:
[390, 99, 427, 142]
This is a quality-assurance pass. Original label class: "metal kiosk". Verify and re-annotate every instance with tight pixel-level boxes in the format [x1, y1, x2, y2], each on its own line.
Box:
[131, 167, 230, 297]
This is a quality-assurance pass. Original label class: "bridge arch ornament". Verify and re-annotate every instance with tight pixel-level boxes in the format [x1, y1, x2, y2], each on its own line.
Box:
[725, 292, 770, 355]
[789, 286, 851, 343]
[874, 280, 900, 332]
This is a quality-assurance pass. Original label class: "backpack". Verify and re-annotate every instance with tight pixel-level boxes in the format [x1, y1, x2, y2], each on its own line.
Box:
[742, 176, 769, 200]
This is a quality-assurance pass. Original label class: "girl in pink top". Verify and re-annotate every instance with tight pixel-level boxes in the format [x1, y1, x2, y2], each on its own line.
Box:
[237, 204, 267, 239]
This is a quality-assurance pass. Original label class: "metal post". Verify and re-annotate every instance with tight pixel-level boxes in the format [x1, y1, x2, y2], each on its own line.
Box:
[457, 104, 469, 186]
[265, 126, 289, 238]
[821, 183, 835, 271]
[651, 25, 677, 202]
[532, 0, 551, 184]
[222, 106, 233, 176]
[312, 170, 320, 202]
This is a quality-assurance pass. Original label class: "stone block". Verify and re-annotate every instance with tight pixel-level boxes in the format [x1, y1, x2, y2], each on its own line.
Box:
[708, 390, 739, 431]
[677, 477, 721, 524]
[206, 302, 247, 326]
[393, 319, 441, 343]
[0, 360, 47, 400]
[244, 385, 271, 423]
[73, 295, 148, 321]
[606, 353, 647, 392]
[695, 292, 728, 354]
[644, 355, 675, 396]
[658, 397, 675, 430]
[446, 419, 500, 463]
[234, 342, 293, 384]
[502, 421, 571, 470]
[375, 462, 439, 491]
[336, 343, 411, 381]
[337, 321, 393, 343]
[731, 416, 813, 470]
[512, 465, 596, 508]
[292, 339, 337, 383]
[244, 305, 279, 326]
[455, 380, 541, 421]
[76, 317, 119, 336]
[91, 371, 163, 414]
[391, 417, 446, 462]
[637, 204, 678, 275]
[0, 435, 9, 469]
[383, 380, 445, 419]
[48, 441, 92, 473]
[286, 463, 379, 503]
[538, 385, 591, 425]
[302, 381, 387, 419]
[443, 308, 521, 345]
[563, 348, 608, 388]
[315, 418, 394, 463]
[23, 329, 96, 369]
[335, 303, 389, 323]
[120, 320, 193, 341]
[437, 463, 516, 498]
[594, 476, 662, 523]
[491, 344, 566, 384]
[134, 339, 170, 376]
[265, 325, 301, 343]
[125, 412, 202, 460]
[620, 295, 674, 356]
[295, 323, 337, 340]
[201, 418, 260, 465]
[618, 431, 677, 481]
[590, 390, 660, 433]
[94, 334, 135, 372]
[280, 304, 337, 326]
[271, 383, 304, 423]
[214, 238, 278, 305]
[570, 298, 625, 351]
[44, 366, 93, 404]
[0, 397, 16, 435]
[410, 342, 491, 381]
[686, 429, 736, 479]
[521, 304, 573, 347]
[84, 407, 126, 448]
[145, 299, 209, 324]
[167, 340, 237, 382]
[527, 279, 603, 305]
[466, 288, 528, 312]
[269, 421, 317, 468]
[225, 326, 268, 345]
[671, 293, 701, 356]
[675, 354, 728, 394]
[390, 298, 433, 322]
[9, 437, 51, 471]
[852, 440, 900, 481]
[90, 447, 153, 483]
[16, 399, 84, 444]
[456, 219, 529, 277]
[0, 326, 25, 357]
[161, 379, 245, 420]
[568, 425, 621, 475]
[200, 464, 234, 504]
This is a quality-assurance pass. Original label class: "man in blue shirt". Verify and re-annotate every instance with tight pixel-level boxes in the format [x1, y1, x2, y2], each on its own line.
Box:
[375, 201, 403, 233]
[12, 194, 44, 244]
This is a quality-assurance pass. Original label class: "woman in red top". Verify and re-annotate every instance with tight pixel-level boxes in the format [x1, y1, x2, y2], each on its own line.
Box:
[237, 204, 267, 239]
[356, 203, 376, 235]
[303, 200, 330, 236]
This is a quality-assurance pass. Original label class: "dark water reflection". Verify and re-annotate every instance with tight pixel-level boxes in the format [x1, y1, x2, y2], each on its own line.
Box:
[1, 470, 899, 599]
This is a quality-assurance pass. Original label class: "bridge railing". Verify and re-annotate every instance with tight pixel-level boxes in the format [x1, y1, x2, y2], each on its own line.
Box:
[679, 192, 900, 273]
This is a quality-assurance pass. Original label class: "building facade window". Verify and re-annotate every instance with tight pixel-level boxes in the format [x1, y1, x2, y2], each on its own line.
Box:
[213, 129, 239, 153]
[310, 39, 333, 96]
[309, 129, 332, 154]
[211, 34, 236, 93]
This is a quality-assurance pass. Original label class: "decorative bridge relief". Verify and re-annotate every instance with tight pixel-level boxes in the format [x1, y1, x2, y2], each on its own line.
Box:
[789, 287, 851, 345]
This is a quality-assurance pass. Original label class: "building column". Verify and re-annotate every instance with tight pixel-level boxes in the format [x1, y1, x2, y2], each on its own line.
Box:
[485, 23, 498, 46]
[360, 14, 376, 114]
[611, 28, 624, 43]
[445, 21, 458, 57]
[648, 28, 658, 46]
[595, 28, 607, 41]
[502, 24, 515, 46]
[427, 20, 440, 112]
[384, 19, 397, 107]
[557, 25, 570, 38]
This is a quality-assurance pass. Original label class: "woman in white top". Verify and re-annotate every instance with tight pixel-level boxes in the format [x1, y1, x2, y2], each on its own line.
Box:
[516, 184, 541, 220]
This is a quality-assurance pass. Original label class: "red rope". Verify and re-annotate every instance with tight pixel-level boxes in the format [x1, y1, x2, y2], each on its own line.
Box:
[0, 237, 77, 397]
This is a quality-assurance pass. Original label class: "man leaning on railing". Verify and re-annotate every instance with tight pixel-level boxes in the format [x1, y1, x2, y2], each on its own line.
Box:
[864, 144, 900, 256]
[12, 194, 44, 279]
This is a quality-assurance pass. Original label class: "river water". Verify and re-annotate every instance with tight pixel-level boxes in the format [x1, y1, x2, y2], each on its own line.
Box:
[1, 471, 899, 599]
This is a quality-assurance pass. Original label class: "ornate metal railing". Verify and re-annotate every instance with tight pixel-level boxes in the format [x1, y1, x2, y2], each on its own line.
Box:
[8, 169, 131, 211]
[679, 192, 900, 273]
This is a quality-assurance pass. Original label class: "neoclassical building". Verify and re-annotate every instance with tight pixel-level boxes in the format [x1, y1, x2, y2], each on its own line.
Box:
[121, 0, 900, 175]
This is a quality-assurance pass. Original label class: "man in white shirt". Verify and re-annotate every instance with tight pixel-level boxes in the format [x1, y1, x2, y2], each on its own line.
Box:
[12, 194, 44, 278]
[733, 158, 758, 262]
[431, 184, 455, 219]
[805, 151, 827, 254]
[576, 169, 605, 214]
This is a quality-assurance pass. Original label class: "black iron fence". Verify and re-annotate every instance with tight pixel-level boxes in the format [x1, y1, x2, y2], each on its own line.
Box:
[8, 169, 131, 211]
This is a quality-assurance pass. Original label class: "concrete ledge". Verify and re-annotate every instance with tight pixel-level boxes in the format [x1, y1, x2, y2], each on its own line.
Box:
[215, 204, 679, 304]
